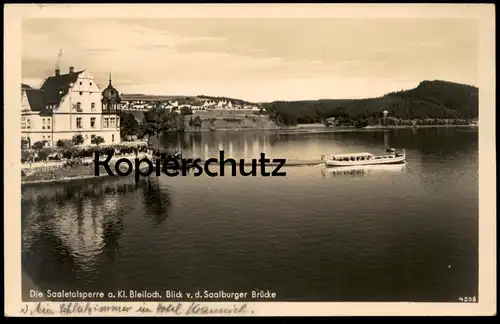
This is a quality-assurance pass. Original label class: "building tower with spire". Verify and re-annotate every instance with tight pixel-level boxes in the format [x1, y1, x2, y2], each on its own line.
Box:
[101, 71, 121, 113]
[99, 71, 121, 142]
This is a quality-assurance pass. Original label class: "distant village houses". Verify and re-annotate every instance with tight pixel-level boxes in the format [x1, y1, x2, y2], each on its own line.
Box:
[21, 66, 121, 148]
[120, 95, 261, 113]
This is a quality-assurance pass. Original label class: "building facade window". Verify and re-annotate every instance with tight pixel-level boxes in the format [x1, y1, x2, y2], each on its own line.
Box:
[104, 117, 109, 128]
[42, 118, 46, 129]
[116, 117, 120, 127]
[112, 134, 115, 143]
[91, 117, 96, 128]
[91, 103, 96, 111]
[79, 91, 83, 95]
[76, 117, 82, 128]
[110, 117, 115, 128]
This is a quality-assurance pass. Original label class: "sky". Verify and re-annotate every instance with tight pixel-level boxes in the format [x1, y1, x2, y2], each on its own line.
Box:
[22, 18, 479, 102]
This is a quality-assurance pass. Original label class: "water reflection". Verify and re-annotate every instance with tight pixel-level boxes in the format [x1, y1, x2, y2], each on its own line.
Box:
[140, 177, 172, 228]
[21, 128, 478, 302]
[158, 128, 477, 164]
[160, 131, 273, 159]
[22, 177, 172, 293]
[320, 163, 407, 178]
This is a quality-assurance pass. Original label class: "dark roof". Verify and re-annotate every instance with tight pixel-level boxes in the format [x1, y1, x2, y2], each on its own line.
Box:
[102, 82, 121, 103]
[21, 71, 83, 115]
[40, 70, 83, 105]
[25, 89, 52, 115]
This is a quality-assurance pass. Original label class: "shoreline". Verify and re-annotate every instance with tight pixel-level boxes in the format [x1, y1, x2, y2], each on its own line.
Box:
[176, 124, 477, 133]
[21, 159, 324, 186]
[362, 124, 477, 129]
[22, 172, 118, 186]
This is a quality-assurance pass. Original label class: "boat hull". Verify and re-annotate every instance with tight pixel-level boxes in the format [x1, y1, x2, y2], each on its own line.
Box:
[324, 155, 406, 167]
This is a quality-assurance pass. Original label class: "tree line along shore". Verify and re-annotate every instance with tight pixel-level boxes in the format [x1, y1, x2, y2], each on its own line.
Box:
[261, 80, 478, 127]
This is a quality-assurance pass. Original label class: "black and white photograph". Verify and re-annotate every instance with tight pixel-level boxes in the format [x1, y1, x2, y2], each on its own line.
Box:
[4, 4, 496, 317]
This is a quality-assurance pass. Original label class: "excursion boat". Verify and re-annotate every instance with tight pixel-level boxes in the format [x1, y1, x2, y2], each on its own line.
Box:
[320, 148, 406, 167]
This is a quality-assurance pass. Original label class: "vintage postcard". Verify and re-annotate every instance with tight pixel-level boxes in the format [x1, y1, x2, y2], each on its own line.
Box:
[4, 3, 496, 317]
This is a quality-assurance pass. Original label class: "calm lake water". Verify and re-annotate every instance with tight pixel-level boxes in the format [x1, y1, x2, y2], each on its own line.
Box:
[21, 127, 478, 302]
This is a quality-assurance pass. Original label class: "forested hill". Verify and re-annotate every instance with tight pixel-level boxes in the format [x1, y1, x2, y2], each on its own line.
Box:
[261, 80, 478, 125]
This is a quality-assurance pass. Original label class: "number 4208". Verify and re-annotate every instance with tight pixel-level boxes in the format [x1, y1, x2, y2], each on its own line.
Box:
[458, 296, 477, 302]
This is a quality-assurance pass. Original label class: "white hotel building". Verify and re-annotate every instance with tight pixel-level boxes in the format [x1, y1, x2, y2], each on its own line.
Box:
[21, 66, 121, 147]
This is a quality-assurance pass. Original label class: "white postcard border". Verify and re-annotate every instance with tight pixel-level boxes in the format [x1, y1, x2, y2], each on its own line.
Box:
[4, 4, 496, 316]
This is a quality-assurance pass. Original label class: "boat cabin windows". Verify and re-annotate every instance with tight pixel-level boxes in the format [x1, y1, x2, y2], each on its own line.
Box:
[374, 155, 396, 160]
[331, 154, 373, 161]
